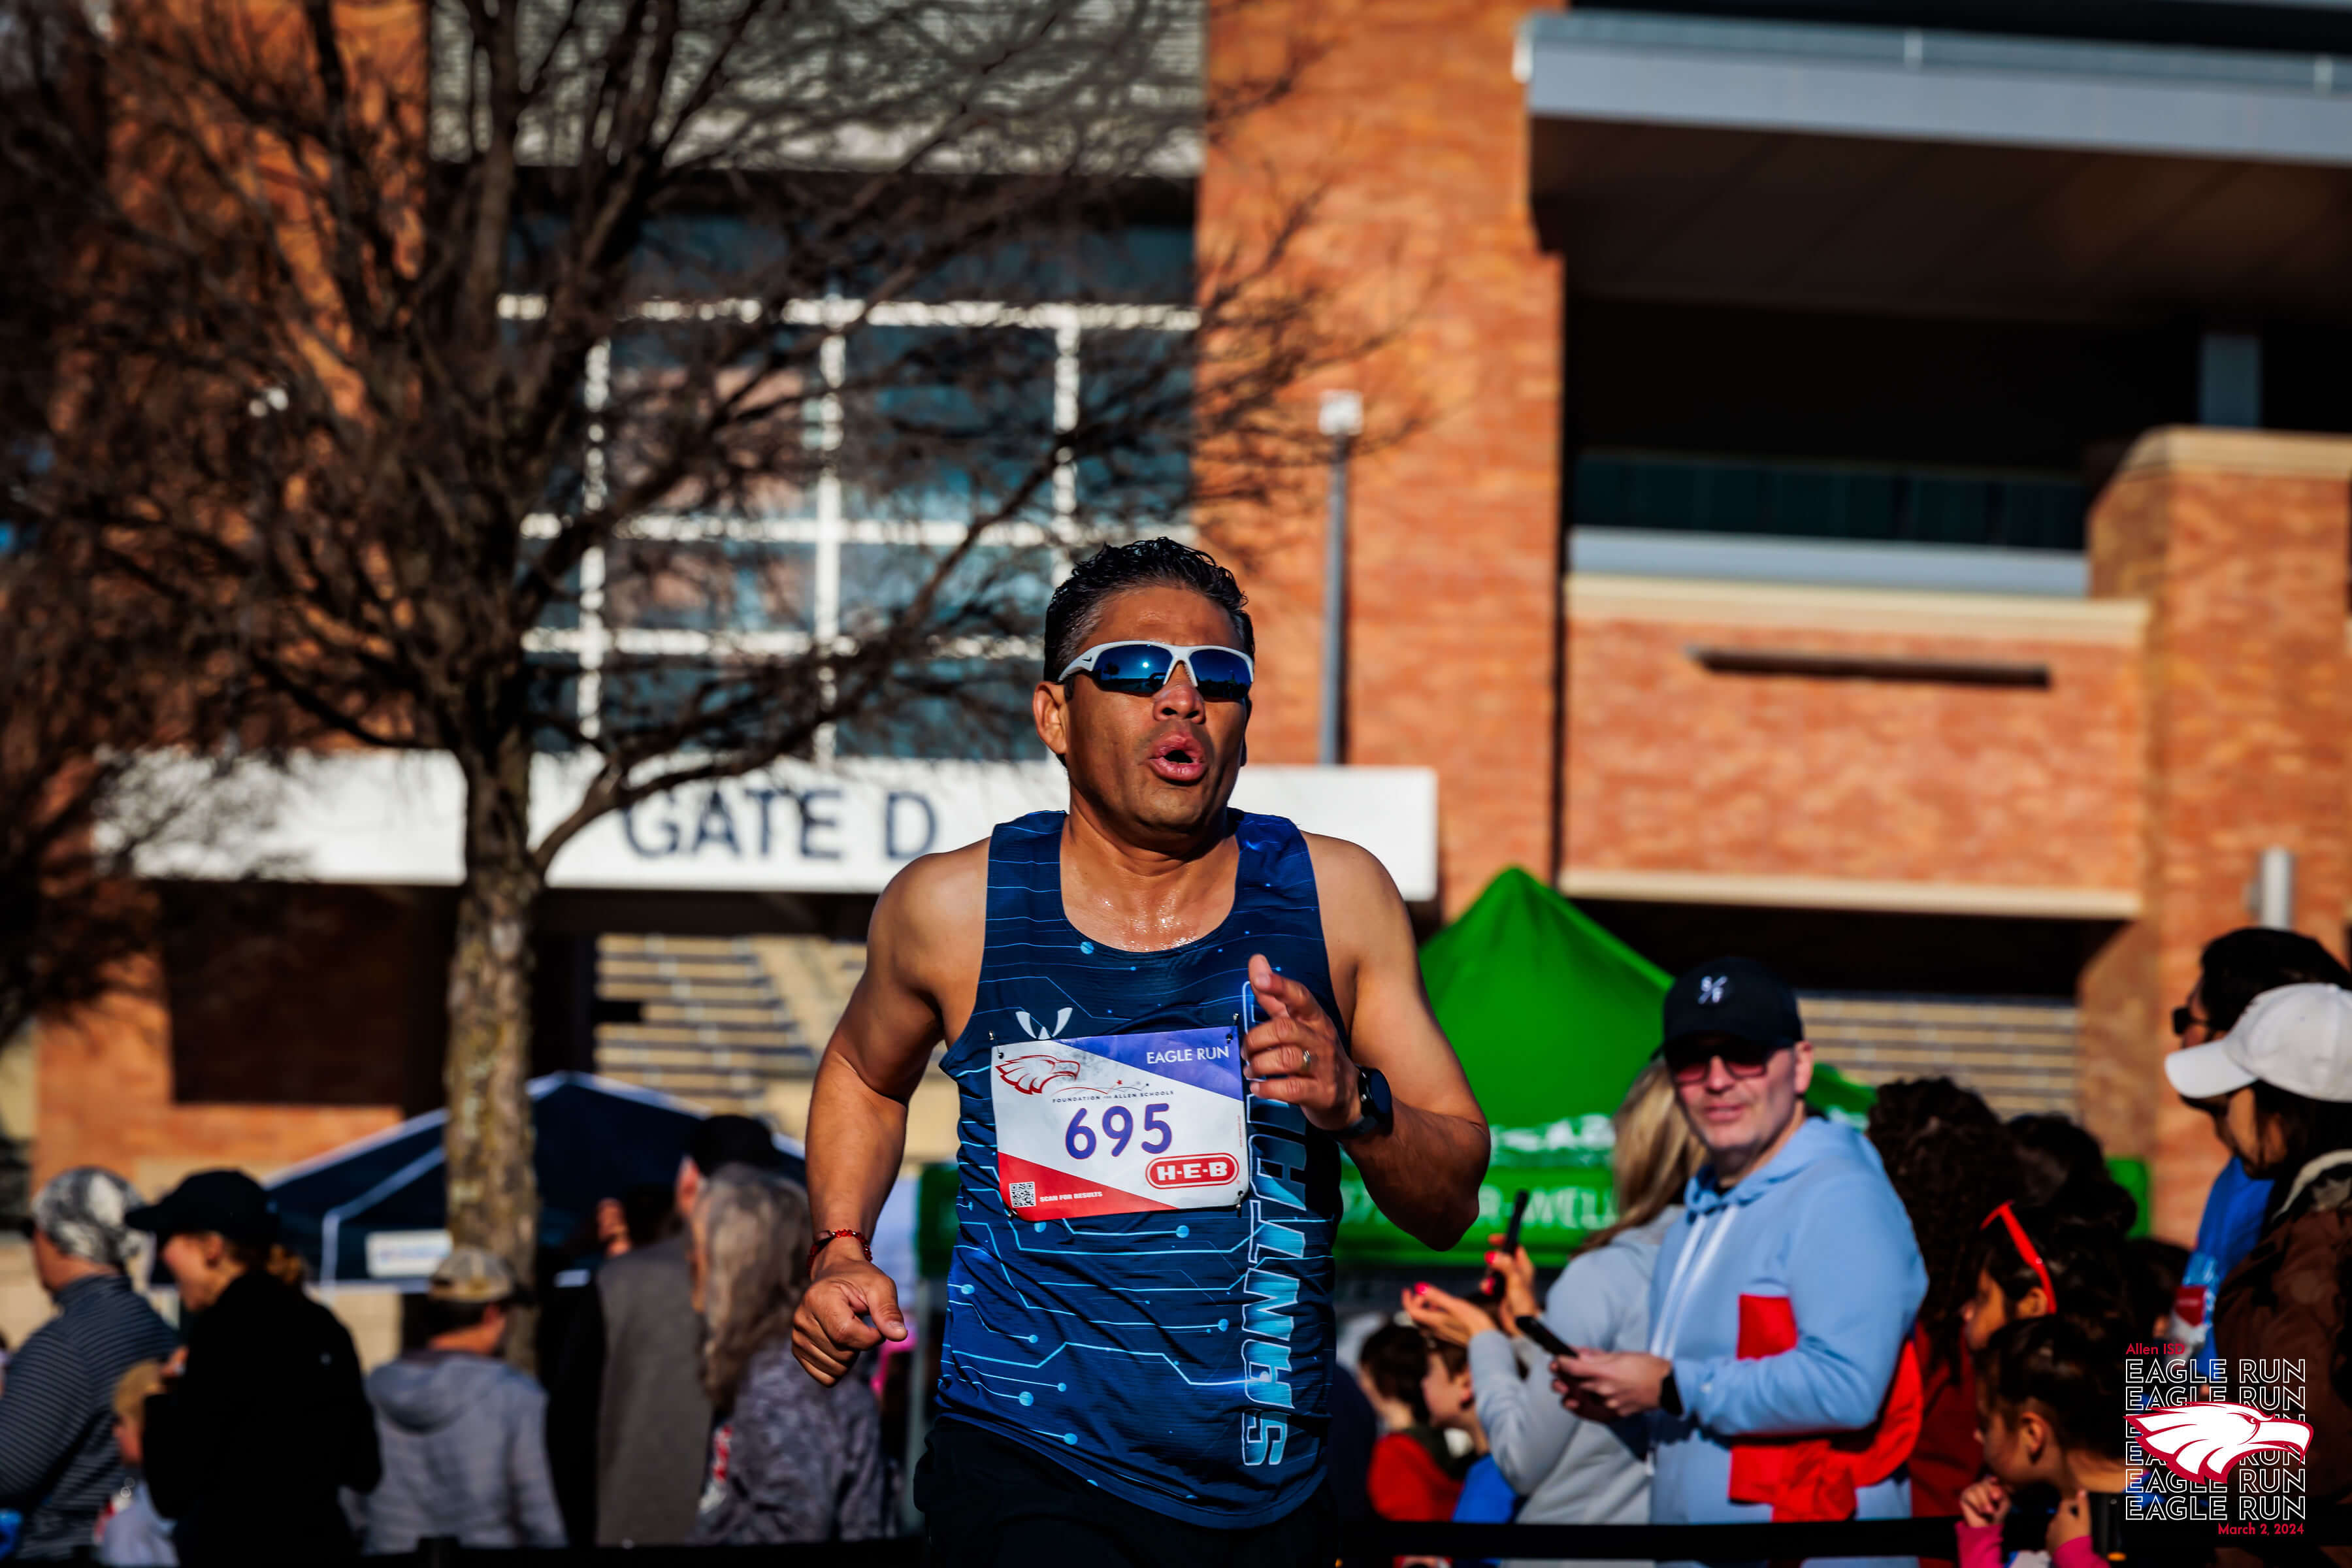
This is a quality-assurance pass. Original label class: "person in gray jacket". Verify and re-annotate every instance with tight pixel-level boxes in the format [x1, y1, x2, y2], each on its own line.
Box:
[688, 1165, 882, 1545]
[359, 1247, 563, 1553]
[1407, 1062, 1703, 1568]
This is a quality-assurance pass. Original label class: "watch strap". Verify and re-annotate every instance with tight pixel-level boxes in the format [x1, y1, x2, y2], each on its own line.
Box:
[1337, 1065, 1391, 1141]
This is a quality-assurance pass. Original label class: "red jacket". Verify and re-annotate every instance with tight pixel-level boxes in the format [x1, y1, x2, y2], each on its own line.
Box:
[1724, 1294, 1923, 1522]
[1908, 1325, 1981, 1568]
[1368, 1429, 1463, 1522]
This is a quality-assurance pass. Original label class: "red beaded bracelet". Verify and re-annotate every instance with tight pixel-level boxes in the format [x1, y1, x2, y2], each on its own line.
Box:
[808, 1228, 872, 1275]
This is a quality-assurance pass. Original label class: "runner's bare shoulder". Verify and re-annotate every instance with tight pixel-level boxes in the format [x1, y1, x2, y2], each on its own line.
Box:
[869, 837, 992, 999]
[1299, 832, 1407, 921]
[1299, 833, 1413, 1025]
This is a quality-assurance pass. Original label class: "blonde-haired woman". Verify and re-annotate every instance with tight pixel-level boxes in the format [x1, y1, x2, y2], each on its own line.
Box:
[1405, 1062, 1703, 1567]
[687, 1165, 884, 1544]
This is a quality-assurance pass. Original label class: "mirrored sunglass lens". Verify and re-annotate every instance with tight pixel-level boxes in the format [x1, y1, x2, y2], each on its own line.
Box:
[1090, 644, 1174, 692]
[1186, 649, 1254, 698]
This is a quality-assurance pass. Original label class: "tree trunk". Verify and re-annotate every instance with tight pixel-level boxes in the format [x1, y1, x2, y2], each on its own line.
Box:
[444, 734, 543, 1370]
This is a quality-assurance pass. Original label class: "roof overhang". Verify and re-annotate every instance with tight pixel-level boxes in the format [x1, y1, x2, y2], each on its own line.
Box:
[1522, 9, 2352, 322]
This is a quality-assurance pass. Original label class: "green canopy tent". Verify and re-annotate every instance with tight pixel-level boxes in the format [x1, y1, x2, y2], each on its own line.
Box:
[1335, 868, 1880, 1267]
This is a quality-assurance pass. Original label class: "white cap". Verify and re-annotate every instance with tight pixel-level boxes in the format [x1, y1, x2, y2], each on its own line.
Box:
[2166, 982, 2352, 1103]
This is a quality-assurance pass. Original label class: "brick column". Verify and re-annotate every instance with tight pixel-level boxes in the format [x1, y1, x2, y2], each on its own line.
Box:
[1201, 0, 1563, 915]
[2084, 427, 2352, 1241]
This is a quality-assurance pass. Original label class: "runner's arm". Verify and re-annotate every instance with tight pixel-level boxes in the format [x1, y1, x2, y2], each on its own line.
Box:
[792, 848, 982, 1385]
[1246, 838, 1487, 1250]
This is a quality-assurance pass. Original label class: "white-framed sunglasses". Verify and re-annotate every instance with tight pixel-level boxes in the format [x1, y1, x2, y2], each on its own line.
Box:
[1054, 641, 1256, 702]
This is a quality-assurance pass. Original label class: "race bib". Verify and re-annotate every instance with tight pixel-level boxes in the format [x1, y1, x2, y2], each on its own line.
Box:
[991, 1025, 1251, 1218]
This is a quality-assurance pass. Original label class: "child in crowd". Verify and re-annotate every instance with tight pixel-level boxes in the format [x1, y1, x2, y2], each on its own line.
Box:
[1956, 1318, 2127, 1568]
[1418, 1335, 1492, 1499]
[1360, 1324, 1476, 1522]
[96, 1362, 174, 1567]
[1867, 1078, 2025, 1554]
[1961, 1204, 2136, 1354]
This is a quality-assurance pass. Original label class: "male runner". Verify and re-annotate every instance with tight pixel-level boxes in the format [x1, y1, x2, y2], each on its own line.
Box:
[792, 538, 1488, 1564]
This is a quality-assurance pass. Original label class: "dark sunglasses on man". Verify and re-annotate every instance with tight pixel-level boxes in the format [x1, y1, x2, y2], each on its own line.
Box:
[1056, 641, 1255, 703]
[1661, 1034, 1789, 1086]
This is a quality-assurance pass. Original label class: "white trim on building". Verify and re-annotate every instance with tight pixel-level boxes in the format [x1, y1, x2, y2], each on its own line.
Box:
[135, 753, 1442, 904]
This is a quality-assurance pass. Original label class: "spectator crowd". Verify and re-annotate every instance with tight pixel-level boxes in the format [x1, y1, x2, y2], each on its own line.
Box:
[1360, 928, 2352, 1568]
[0, 923, 2340, 1563]
[0, 1115, 881, 1563]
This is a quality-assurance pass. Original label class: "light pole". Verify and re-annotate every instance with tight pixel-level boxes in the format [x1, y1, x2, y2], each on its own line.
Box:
[1318, 389, 1362, 766]
[2251, 845, 2296, 929]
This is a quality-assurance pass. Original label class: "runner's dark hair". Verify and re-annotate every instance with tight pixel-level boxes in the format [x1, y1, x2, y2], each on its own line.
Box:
[1975, 1315, 2128, 1461]
[1867, 1077, 2022, 1371]
[1041, 538, 1253, 683]
[2197, 928, 2352, 1034]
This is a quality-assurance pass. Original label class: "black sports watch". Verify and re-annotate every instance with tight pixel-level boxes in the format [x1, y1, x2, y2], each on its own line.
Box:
[1336, 1065, 1394, 1142]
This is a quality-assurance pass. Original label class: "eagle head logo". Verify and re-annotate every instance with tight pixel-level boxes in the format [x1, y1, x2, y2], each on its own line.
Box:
[2127, 1401, 2313, 1484]
[995, 1054, 1081, 1095]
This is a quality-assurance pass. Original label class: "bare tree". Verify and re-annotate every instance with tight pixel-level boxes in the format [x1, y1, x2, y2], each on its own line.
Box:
[1, 0, 1377, 1335]
[0, 20, 282, 1102]
[0, 529, 291, 1115]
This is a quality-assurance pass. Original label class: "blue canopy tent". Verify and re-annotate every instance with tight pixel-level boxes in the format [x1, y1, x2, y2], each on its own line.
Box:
[266, 1072, 806, 1290]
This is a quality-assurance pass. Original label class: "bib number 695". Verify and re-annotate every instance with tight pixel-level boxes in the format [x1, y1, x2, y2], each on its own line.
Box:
[1065, 1103, 1172, 1160]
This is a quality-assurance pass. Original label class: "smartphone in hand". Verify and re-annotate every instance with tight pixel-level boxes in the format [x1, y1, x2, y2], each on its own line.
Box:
[1516, 1315, 1576, 1358]
[1481, 1189, 1532, 1301]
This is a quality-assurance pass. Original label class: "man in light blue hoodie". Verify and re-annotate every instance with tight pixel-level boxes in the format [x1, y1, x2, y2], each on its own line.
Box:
[1554, 958, 1925, 1568]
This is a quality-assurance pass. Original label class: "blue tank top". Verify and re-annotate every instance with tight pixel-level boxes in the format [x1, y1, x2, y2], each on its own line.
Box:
[933, 809, 1342, 1527]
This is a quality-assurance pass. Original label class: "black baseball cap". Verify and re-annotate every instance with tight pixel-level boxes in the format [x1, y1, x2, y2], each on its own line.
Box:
[1660, 957, 1805, 1054]
[689, 1114, 787, 1176]
[125, 1169, 280, 1246]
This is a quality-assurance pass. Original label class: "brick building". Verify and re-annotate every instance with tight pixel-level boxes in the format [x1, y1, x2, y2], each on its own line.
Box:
[1207, 0, 2352, 1241]
[22, 0, 2352, 1260]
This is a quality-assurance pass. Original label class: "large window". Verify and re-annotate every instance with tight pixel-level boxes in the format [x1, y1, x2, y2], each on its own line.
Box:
[1573, 451, 2087, 551]
[515, 242, 1194, 761]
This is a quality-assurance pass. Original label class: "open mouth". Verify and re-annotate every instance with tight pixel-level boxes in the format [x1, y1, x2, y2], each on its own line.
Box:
[1146, 730, 1209, 784]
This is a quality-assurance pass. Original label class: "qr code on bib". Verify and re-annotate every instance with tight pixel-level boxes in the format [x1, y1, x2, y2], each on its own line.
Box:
[1009, 1182, 1036, 1210]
